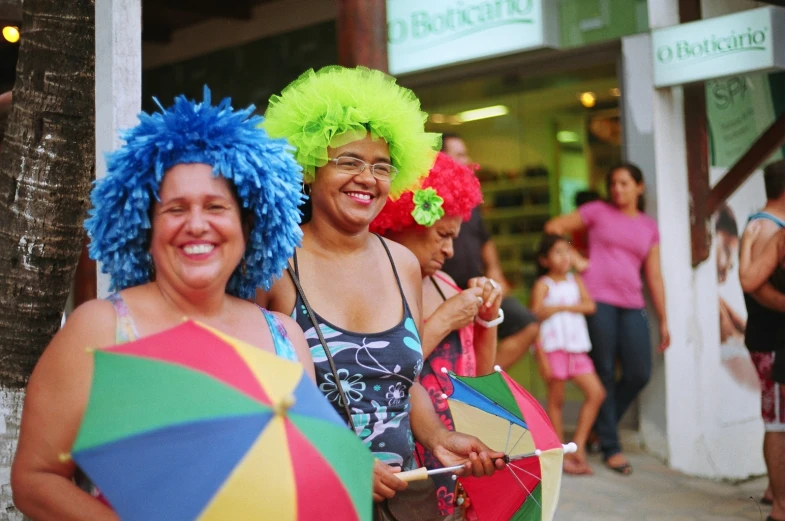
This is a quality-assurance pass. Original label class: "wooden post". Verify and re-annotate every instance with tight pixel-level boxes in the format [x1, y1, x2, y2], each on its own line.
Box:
[684, 83, 711, 266]
[679, 0, 712, 266]
[336, 0, 388, 72]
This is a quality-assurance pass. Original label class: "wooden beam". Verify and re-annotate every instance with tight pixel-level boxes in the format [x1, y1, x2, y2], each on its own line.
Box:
[684, 83, 711, 266]
[142, 21, 173, 44]
[707, 112, 785, 215]
[154, 0, 252, 21]
[0, 0, 22, 22]
[337, 0, 388, 71]
[678, 0, 712, 266]
[679, 0, 701, 23]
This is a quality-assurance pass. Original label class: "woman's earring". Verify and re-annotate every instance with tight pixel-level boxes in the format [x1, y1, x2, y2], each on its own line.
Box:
[302, 183, 311, 197]
[241, 258, 248, 277]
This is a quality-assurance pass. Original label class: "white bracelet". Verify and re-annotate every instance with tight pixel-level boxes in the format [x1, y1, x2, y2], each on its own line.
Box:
[475, 308, 504, 328]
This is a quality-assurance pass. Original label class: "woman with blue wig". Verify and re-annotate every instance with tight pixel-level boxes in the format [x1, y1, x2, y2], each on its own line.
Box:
[11, 88, 311, 521]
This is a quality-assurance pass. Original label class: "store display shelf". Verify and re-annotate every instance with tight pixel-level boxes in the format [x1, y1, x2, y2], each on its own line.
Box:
[480, 177, 550, 194]
[491, 233, 541, 249]
[482, 205, 551, 221]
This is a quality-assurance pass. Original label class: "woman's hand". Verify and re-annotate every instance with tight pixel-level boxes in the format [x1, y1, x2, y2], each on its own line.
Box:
[431, 431, 506, 478]
[432, 287, 485, 331]
[467, 276, 504, 323]
[657, 321, 671, 352]
[372, 460, 407, 502]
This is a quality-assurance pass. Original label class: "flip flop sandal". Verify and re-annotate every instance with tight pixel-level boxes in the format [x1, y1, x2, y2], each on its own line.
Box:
[766, 517, 785, 521]
[606, 462, 633, 475]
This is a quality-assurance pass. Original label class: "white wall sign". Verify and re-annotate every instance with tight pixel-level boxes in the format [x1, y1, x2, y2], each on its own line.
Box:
[387, 0, 559, 75]
[652, 6, 785, 88]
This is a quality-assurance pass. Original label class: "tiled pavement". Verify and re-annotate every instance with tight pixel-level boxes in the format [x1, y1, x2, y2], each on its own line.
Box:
[555, 449, 768, 521]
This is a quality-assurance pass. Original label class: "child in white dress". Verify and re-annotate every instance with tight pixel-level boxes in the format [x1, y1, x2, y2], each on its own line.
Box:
[531, 234, 606, 475]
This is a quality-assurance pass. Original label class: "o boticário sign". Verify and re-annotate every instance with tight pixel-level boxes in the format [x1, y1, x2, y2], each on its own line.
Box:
[387, 0, 559, 75]
[652, 6, 785, 88]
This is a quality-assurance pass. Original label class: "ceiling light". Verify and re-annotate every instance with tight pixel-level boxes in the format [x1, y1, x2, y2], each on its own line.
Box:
[456, 105, 509, 123]
[579, 92, 596, 108]
[429, 114, 446, 124]
[2, 26, 20, 43]
[610, 87, 621, 97]
[557, 131, 580, 143]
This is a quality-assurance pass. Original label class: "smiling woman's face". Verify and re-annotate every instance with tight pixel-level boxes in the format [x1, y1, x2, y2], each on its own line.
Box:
[150, 163, 245, 294]
[309, 134, 392, 231]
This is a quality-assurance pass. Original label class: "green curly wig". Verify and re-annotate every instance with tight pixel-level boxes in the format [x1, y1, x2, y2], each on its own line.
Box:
[263, 66, 441, 197]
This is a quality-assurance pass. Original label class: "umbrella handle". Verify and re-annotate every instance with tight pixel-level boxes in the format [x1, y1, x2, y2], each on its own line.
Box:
[396, 467, 429, 482]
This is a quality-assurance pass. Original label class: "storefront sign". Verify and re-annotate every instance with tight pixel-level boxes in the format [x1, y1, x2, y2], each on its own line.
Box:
[387, 0, 559, 75]
[652, 7, 785, 88]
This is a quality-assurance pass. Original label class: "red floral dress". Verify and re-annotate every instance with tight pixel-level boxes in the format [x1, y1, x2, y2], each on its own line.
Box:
[416, 273, 477, 516]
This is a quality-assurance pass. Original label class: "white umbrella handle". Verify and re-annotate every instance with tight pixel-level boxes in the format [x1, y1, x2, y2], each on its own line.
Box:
[396, 467, 429, 482]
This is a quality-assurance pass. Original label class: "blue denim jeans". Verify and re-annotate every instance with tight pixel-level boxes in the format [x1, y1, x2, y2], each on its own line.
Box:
[586, 302, 652, 459]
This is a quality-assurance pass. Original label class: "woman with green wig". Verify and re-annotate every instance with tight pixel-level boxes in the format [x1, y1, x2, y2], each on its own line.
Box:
[257, 66, 504, 515]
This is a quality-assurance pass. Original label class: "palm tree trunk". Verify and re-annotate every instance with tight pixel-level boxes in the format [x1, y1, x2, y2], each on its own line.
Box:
[0, 0, 95, 515]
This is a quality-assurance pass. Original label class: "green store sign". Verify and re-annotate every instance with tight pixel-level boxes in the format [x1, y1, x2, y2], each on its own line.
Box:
[387, 0, 559, 75]
[652, 7, 785, 88]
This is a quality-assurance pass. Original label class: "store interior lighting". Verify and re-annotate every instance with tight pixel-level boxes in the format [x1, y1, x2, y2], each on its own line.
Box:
[579, 92, 596, 108]
[610, 87, 621, 97]
[456, 105, 509, 123]
[2, 26, 20, 43]
[429, 105, 510, 125]
[556, 131, 581, 143]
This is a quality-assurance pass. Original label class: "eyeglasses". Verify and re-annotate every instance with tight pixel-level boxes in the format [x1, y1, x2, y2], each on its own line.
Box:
[327, 157, 399, 181]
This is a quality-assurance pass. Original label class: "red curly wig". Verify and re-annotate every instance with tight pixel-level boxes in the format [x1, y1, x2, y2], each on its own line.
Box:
[371, 152, 483, 234]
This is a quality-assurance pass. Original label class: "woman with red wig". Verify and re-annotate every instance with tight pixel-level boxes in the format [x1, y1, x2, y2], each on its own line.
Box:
[371, 152, 504, 516]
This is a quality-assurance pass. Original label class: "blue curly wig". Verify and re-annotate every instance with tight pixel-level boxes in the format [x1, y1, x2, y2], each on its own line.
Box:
[84, 87, 304, 299]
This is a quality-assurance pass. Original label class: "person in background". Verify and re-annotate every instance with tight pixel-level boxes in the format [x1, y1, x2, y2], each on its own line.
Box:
[440, 133, 539, 370]
[571, 190, 600, 259]
[739, 159, 785, 519]
[530, 234, 604, 476]
[371, 151, 503, 516]
[544, 162, 669, 476]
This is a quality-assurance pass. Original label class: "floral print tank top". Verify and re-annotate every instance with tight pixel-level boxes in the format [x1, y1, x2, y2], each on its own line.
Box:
[291, 236, 424, 469]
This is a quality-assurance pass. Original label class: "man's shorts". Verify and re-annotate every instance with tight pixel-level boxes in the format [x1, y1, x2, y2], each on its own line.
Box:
[498, 296, 538, 340]
[750, 352, 785, 432]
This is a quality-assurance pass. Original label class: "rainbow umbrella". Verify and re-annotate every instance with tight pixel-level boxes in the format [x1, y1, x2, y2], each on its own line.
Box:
[443, 367, 569, 521]
[68, 320, 373, 521]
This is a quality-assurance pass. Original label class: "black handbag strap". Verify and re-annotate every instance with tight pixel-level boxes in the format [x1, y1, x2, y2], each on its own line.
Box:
[287, 264, 356, 431]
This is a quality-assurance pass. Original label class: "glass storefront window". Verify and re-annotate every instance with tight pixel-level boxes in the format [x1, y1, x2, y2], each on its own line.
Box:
[415, 65, 621, 304]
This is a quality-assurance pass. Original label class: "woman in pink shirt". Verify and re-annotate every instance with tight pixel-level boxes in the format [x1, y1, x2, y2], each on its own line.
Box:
[545, 163, 670, 475]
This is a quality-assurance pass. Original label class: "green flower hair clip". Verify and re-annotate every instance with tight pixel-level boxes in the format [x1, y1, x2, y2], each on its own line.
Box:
[411, 187, 445, 227]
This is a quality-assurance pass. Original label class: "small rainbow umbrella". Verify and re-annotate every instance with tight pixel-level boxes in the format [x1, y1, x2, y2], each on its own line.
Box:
[443, 367, 570, 521]
[68, 320, 373, 521]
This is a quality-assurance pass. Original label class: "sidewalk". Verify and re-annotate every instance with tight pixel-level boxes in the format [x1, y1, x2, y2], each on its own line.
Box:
[555, 450, 768, 521]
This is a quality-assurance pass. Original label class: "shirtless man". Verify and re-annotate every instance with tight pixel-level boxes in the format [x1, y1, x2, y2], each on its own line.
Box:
[739, 160, 785, 521]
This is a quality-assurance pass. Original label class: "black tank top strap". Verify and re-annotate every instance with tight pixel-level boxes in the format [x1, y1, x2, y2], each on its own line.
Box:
[429, 275, 449, 302]
[375, 233, 408, 308]
[292, 249, 300, 277]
